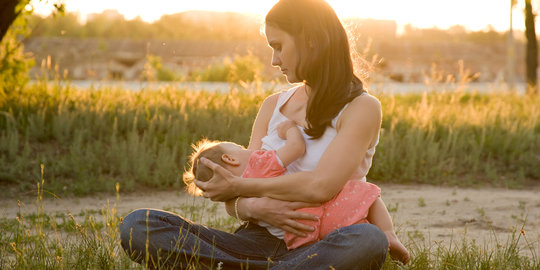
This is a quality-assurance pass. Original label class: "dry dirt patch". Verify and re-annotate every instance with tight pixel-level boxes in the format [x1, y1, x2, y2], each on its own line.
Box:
[2, 184, 539, 252]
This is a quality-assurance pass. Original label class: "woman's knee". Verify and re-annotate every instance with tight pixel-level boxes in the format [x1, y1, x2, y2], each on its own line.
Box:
[120, 209, 155, 254]
[327, 224, 389, 269]
[343, 223, 388, 248]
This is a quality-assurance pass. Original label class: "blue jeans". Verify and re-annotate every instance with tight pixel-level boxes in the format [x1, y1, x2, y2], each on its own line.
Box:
[120, 209, 388, 270]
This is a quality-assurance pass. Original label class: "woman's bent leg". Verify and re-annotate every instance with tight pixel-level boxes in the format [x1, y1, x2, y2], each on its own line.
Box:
[120, 209, 282, 269]
[273, 223, 388, 270]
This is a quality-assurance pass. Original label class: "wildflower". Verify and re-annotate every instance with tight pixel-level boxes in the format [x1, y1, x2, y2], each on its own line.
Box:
[10, 242, 21, 256]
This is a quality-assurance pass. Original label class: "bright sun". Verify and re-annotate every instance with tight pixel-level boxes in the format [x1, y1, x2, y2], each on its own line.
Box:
[31, 0, 523, 32]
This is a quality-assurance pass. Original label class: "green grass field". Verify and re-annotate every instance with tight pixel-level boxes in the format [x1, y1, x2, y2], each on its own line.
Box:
[1, 83, 539, 269]
[1, 83, 538, 196]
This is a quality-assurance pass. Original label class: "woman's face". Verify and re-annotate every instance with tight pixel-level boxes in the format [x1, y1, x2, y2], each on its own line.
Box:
[265, 25, 299, 83]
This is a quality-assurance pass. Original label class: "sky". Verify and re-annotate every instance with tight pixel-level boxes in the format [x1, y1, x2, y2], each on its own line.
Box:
[30, 0, 533, 33]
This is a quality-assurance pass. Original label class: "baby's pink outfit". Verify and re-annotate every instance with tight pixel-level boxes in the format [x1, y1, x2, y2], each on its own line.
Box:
[242, 150, 381, 250]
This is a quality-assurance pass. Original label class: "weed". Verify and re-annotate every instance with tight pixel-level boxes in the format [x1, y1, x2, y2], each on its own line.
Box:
[418, 197, 426, 207]
[387, 202, 399, 213]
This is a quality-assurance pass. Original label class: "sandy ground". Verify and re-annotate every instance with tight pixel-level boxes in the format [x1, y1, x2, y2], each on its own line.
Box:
[1, 184, 539, 253]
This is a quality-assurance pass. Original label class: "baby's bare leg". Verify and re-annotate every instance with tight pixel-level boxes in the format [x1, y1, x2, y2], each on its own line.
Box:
[367, 197, 410, 265]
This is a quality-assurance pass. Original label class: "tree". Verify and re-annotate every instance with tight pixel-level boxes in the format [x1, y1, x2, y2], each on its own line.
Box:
[0, 0, 25, 42]
[525, 0, 538, 95]
[1, 0, 65, 41]
[0, 0, 63, 98]
[507, 0, 517, 90]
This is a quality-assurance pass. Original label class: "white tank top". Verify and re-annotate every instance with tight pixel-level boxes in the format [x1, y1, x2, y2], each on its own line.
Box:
[258, 86, 379, 238]
[261, 86, 379, 180]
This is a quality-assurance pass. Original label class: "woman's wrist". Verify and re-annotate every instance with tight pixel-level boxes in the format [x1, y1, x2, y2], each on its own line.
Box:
[234, 197, 244, 221]
[239, 197, 256, 221]
[231, 175, 244, 198]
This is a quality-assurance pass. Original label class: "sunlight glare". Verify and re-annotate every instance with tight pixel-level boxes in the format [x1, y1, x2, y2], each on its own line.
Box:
[30, 0, 524, 32]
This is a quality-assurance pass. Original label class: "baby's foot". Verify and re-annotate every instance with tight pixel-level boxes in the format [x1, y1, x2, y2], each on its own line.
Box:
[385, 231, 410, 265]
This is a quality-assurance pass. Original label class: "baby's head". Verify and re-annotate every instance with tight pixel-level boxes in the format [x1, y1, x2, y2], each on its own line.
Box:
[183, 139, 249, 195]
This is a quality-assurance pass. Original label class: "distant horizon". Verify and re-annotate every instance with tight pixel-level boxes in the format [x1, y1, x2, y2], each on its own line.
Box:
[29, 0, 531, 33]
[30, 8, 526, 36]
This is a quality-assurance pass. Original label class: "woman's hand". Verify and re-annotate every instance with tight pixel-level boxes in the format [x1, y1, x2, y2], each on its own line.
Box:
[194, 158, 240, 202]
[246, 197, 320, 236]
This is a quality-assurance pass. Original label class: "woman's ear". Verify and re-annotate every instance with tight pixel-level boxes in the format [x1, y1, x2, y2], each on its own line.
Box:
[221, 154, 240, 166]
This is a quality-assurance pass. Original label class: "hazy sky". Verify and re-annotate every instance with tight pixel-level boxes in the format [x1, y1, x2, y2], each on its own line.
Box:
[31, 0, 532, 32]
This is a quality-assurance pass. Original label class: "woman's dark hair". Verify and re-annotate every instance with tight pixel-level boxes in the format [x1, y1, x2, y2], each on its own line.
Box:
[266, 0, 365, 139]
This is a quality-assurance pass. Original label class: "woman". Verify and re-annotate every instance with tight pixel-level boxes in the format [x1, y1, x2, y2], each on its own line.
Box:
[120, 0, 391, 269]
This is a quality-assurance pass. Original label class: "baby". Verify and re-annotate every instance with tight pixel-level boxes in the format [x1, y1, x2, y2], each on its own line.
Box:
[184, 121, 409, 264]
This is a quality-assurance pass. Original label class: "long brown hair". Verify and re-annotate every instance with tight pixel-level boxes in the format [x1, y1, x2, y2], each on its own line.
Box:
[266, 0, 365, 139]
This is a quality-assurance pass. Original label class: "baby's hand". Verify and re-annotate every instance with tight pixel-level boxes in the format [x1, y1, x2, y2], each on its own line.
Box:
[277, 120, 299, 139]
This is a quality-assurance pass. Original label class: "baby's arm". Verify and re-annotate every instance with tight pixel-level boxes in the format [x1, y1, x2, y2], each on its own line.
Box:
[275, 120, 305, 167]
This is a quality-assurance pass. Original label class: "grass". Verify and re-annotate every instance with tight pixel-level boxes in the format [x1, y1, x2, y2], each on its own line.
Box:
[1, 175, 538, 269]
[0, 82, 538, 196]
[0, 82, 265, 196]
[371, 90, 540, 187]
[0, 80, 539, 268]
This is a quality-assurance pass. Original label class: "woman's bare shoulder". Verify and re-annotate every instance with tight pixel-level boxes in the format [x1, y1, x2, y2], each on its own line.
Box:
[258, 92, 280, 115]
[338, 93, 382, 129]
[263, 91, 280, 104]
[352, 93, 381, 108]
[347, 93, 381, 117]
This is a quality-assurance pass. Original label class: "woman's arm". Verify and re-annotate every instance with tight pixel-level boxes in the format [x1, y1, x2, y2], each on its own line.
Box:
[224, 197, 319, 236]
[221, 92, 320, 233]
[198, 95, 382, 203]
[247, 93, 279, 150]
[221, 93, 277, 220]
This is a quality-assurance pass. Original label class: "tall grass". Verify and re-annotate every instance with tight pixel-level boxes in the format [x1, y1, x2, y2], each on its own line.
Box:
[0, 82, 265, 195]
[0, 82, 538, 195]
[372, 90, 540, 187]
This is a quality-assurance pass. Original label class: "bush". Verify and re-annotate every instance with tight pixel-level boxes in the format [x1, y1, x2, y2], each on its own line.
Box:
[143, 54, 181, 82]
[191, 54, 263, 83]
[0, 6, 34, 98]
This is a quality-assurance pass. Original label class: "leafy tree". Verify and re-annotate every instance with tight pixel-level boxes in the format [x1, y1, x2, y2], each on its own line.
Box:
[0, 0, 64, 98]
[29, 12, 82, 37]
[0, 0, 22, 42]
[0, 1, 33, 98]
[1, 0, 64, 41]
[525, 0, 538, 94]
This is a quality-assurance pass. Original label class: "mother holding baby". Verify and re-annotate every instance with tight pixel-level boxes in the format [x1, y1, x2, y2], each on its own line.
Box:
[120, 0, 407, 269]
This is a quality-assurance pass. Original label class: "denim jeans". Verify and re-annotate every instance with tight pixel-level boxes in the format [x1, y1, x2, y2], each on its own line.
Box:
[120, 209, 388, 270]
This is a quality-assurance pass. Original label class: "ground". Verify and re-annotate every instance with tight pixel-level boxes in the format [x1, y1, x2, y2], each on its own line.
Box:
[2, 184, 539, 254]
